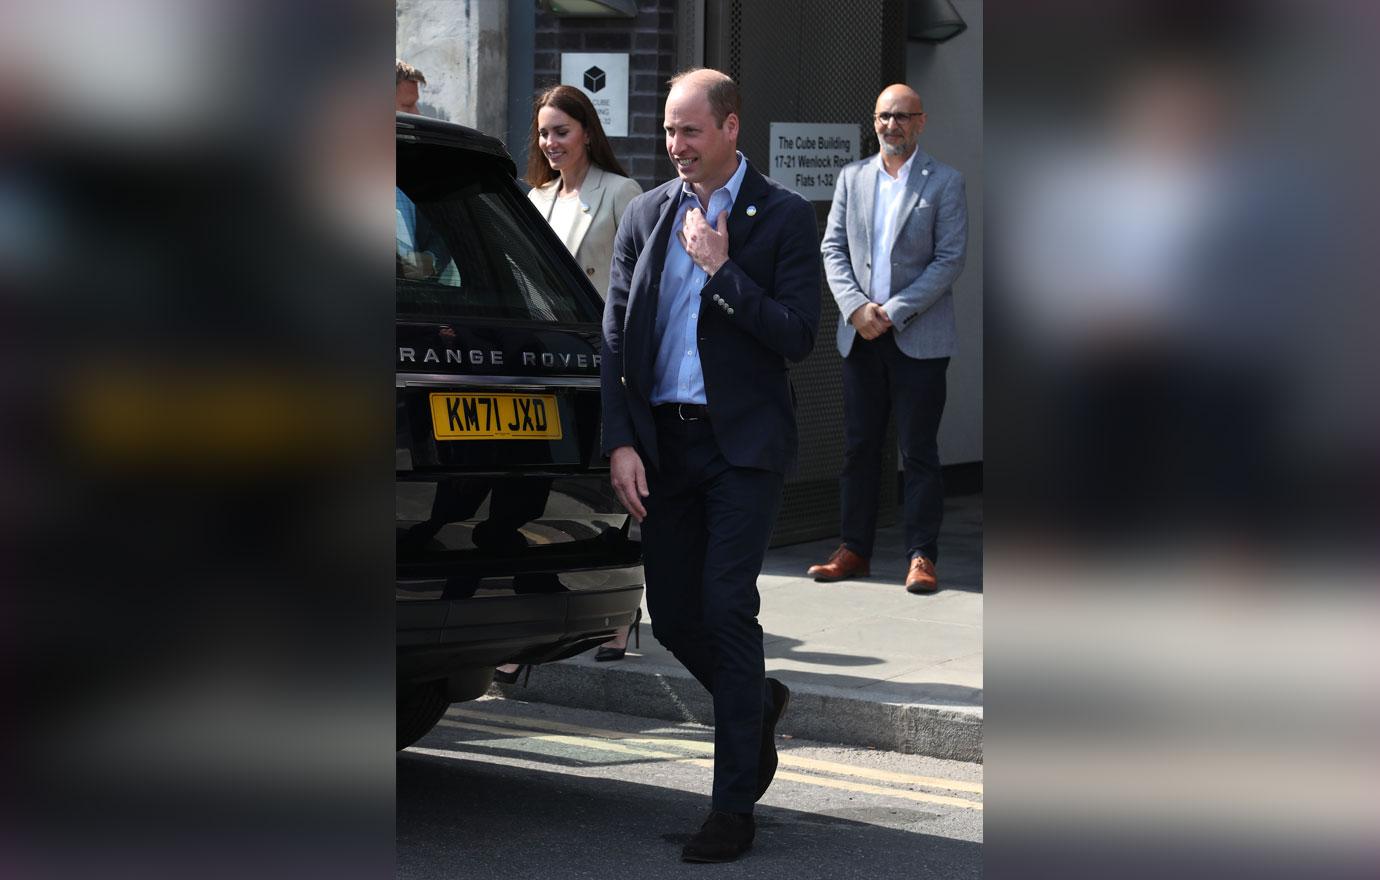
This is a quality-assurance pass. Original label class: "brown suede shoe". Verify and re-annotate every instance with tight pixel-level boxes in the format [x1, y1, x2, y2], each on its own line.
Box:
[807, 544, 870, 581]
[905, 555, 939, 594]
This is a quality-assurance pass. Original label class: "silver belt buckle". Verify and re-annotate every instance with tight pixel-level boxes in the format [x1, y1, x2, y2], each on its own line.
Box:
[678, 403, 699, 421]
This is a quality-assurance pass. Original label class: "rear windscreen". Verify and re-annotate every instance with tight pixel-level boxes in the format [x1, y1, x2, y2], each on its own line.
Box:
[396, 140, 601, 324]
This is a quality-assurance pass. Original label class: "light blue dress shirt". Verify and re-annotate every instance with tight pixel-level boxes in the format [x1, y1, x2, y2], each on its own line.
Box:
[396, 187, 418, 253]
[650, 152, 748, 405]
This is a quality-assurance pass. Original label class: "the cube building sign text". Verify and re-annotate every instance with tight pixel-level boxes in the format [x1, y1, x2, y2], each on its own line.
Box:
[561, 53, 628, 137]
[768, 122, 860, 201]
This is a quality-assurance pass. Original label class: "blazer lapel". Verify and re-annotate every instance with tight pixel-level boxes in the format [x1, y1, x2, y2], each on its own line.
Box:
[889, 149, 932, 250]
[567, 166, 606, 255]
[627, 184, 684, 387]
[727, 161, 767, 257]
[531, 179, 559, 220]
[644, 183, 683, 292]
[856, 159, 876, 254]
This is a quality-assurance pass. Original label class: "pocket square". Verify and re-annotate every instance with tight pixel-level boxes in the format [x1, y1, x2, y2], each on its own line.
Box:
[917, 198, 931, 209]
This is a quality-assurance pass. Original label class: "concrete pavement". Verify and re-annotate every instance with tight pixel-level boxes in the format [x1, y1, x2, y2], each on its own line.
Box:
[492, 494, 984, 762]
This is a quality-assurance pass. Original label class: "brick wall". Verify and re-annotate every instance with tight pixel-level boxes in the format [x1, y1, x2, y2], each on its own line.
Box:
[532, 0, 678, 191]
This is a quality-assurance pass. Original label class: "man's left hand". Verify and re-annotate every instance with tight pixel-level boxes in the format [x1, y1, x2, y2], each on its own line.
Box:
[680, 207, 729, 276]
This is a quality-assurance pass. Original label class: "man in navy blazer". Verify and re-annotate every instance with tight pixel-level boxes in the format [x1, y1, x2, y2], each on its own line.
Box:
[600, 68, 820, 863]
[808, 84, 967, 594]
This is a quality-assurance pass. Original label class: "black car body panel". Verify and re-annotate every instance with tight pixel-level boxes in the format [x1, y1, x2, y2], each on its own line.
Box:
[395, 114, 642, 740]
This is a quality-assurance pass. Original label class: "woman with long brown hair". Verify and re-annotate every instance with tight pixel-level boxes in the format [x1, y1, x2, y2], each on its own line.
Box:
[523, 84, 642, 302]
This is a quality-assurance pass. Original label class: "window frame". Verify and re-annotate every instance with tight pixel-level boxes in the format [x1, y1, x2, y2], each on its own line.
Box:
[395, 140, 604, 326]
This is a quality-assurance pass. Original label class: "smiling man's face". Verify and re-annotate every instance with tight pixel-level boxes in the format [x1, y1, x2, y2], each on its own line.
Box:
[873, 87, 925, 158]
[664, 82, 739, 198]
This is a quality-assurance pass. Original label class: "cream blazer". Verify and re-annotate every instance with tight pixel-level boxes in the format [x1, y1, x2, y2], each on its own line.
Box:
[528, 165, 642, 299]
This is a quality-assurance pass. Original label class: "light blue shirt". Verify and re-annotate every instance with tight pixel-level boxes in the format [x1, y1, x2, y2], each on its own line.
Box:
[395, 186, 461, 286]
[651, 152, 748, 405]
[396, 187, 418, 252]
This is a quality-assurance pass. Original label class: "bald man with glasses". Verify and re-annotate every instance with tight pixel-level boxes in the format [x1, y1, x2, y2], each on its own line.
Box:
[809, 84, 968, 594]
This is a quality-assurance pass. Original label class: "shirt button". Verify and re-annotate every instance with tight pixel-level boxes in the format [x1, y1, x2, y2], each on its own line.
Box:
[586, 267, 595, 276]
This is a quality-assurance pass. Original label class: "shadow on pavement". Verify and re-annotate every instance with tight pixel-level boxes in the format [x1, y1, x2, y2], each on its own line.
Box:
[759, 634, 884, 667]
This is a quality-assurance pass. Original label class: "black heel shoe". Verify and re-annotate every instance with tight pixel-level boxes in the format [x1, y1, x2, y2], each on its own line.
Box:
[493, 664, 531, 686]
[594, 608, 641, 662]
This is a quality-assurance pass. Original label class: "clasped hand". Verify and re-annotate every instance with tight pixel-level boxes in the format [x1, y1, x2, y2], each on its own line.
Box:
[850, 302, 893, 340]
[679, 207, 729, 276]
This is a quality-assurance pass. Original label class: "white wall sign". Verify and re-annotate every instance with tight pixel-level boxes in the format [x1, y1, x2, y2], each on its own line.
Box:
[768, 123, 860, 201]
[561, 53, 629, 137]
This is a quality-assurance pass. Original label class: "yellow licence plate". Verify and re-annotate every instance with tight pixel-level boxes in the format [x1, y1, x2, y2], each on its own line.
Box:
[429, 392, 562, 441]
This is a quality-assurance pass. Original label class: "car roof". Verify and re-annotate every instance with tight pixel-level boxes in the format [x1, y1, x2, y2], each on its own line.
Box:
[396, 112, 516, 177]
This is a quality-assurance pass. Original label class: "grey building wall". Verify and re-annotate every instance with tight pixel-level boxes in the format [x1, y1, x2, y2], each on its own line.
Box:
[907, 0, 983, 466]
[396, 0, 508, 137]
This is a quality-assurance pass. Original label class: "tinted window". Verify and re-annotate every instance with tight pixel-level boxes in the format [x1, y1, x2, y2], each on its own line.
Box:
[396, 140, 599, 323]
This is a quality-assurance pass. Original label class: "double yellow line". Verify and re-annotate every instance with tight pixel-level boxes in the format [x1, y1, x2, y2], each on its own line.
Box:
[422, 707, 982, 812]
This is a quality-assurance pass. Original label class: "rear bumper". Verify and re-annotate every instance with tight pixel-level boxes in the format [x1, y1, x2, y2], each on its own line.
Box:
[397, 563, 643, 686]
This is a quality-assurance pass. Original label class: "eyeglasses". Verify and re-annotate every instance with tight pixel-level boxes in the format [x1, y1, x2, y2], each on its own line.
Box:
[874, 111, 921, 123]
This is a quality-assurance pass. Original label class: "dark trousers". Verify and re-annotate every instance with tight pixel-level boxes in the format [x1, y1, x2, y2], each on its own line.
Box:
[840, 336, 949, 561]
[641, 408, 782, 814]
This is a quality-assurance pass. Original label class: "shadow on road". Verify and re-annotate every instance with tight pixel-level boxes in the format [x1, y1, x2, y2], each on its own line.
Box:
[398, 746, 980, 880]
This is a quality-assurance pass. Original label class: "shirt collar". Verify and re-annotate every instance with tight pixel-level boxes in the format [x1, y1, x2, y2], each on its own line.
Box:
[875, 147, 918, 184]
[680, 151, 748, 208]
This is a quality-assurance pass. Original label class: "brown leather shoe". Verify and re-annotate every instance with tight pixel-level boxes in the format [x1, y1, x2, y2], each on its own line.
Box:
[807, 544, 870, 581]
[905, 555, 939, 593]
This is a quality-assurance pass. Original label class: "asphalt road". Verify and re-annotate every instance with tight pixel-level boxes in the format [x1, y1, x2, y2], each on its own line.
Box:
[399, 695, 982, 879]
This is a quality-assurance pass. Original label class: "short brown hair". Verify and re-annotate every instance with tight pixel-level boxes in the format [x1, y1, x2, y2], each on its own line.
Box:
[667, 68, 740, 128]
[396, 59, 426, 85]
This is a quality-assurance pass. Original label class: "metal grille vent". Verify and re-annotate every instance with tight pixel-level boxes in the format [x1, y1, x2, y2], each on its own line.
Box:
[728, 0, 742, 82]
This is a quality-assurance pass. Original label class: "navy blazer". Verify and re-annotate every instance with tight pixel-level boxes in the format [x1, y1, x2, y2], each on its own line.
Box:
[600, 161, 822, 475]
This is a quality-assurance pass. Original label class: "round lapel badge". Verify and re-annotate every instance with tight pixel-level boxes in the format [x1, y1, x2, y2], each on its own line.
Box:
[746, 205, 757, 217]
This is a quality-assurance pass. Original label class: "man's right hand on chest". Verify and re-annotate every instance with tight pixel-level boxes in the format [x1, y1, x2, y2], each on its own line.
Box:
[610, 445, 649, 523]
[849, 302, 893, 340]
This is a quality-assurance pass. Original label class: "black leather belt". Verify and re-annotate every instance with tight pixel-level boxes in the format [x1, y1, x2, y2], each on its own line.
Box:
[653, 403, 709, 421]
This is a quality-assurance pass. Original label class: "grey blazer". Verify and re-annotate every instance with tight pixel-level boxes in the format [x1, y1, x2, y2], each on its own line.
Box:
[821, 149, 967, 358]
[528, 165, 642, 299]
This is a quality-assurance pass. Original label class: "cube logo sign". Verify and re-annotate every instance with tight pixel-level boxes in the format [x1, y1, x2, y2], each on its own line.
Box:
[561, 53, 628, 136]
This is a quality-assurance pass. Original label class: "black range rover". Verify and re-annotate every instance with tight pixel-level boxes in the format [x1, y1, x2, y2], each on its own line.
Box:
[395, 113, 643, 748]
